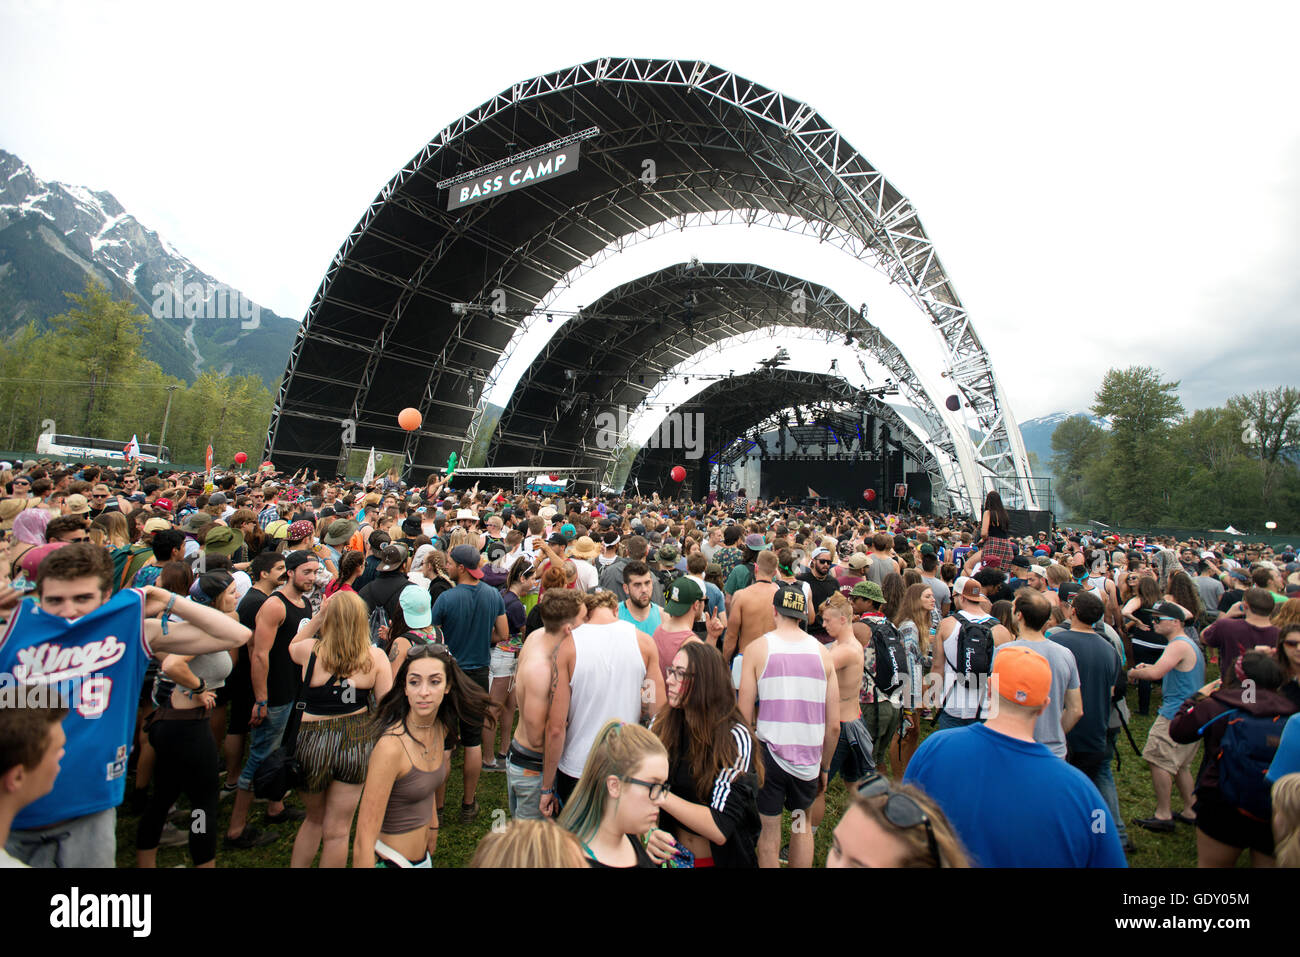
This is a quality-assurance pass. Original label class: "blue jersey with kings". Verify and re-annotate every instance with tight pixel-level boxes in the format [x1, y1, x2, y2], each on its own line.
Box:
[1, 588, 150, 830]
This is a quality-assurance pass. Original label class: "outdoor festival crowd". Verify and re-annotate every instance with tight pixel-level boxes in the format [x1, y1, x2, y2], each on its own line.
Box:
[1, 459, 1299, 869]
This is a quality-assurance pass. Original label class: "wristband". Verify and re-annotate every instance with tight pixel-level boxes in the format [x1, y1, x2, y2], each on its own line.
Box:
[541, 787, 555, 795]
[255, 700, 268, 710]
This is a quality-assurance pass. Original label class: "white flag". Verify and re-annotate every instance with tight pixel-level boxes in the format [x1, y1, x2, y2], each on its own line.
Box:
[362, 447, 376, 486]
[123, 434, 140, 462]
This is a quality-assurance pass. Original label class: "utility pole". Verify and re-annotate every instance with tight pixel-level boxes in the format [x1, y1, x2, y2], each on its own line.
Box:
[158, 385, 179, 459]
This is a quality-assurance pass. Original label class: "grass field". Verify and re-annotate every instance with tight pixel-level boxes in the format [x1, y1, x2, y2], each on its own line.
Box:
[114, 682, 1207, 868]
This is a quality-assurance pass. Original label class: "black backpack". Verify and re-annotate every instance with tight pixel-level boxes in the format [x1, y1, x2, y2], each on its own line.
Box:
[937, 616, 997, 717]
[868, 619, 907, 696]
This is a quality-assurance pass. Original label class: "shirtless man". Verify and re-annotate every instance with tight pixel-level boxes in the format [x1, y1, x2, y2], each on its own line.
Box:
[809, 593, 869, 831]
[506, 590, 584, 821]
[723, 549, 781, 689]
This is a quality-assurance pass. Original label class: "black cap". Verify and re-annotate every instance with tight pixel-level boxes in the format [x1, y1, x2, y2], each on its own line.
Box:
[1058, 581, 1084, 602]
[1010, 554, 1032, 569]
[773, 583, 808, 619]
[1150, 601, 1187, 622]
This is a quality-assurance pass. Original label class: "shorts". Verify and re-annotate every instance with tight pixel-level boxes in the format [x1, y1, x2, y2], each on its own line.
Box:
[863, 700, 902, 769]
[1141, 715, 1199, 777]
[294, 710, 375, 792]
[446, 666, 490, 747]
[827, 716, 875, 784]
[756, 740, 819, 816]
[1194, 787, 1275, 856]
[489, 646, 518, 681]
[6, 807, 117, 868]
[226, 684, 253, 737]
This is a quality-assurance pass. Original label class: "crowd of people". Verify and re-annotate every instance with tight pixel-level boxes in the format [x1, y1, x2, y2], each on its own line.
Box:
[2, 458, 1299, 869]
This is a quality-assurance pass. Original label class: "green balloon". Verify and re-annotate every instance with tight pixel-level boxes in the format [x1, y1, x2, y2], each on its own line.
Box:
[446, 451, 457, 480]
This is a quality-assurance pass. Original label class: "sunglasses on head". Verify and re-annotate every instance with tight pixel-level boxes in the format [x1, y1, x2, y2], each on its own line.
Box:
[857, 772, 941, 865]
[404, 642, 451, 660]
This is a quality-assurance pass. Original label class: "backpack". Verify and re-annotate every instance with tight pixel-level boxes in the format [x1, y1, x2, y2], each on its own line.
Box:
[938, 616, 997, 716]
[1200, 709, 1288, 821]
[867, 619, 907, 696]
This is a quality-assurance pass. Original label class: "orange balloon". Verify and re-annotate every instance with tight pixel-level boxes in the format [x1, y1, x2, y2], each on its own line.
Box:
[398, 407, 422, 431]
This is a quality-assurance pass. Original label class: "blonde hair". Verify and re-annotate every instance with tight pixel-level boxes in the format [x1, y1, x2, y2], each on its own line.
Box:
[1271, 599, 1300, 630]
[1273, 773, 1300, 868]
[1045, 563, 1070, 588]
[818, 591, 852, 625]
[558, 720, 668, 844]
[91, 510, 130, 548]
[469, 820, 587, 868]
[314, 590, 373, 678]
[446, 528, 473, 550]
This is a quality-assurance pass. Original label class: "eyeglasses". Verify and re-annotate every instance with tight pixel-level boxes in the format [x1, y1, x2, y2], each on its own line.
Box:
[665, 666, 693, 682]
[857, 772, 940, 865]
[622, 777, 670, 800]
[1282, 639, 1300, 649]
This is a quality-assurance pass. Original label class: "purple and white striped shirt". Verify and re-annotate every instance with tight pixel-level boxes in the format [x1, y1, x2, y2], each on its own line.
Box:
[755, 631, 828, 781]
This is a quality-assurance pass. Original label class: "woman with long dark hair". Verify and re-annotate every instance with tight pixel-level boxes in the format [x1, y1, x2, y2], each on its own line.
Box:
[649, 641, 761, 867]
[324, 549, 365, 597]
[353, 644, 496, 867]
[1125, 575, 1165, 716]
[1277, 623, 1300, 709]
[972, 490, 1013, 571]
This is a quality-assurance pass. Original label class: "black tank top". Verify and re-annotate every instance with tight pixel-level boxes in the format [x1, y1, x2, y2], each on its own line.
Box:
[268, 591, 313, 706]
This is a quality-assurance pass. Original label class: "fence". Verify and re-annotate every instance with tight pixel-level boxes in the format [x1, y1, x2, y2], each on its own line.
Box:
[1068, 520, 1299, 548]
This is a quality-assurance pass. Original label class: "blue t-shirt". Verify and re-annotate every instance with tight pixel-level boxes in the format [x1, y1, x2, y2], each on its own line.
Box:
[1268, 713, 1300, 782]
[1, 589, 150, 830]
[904, 723, 1127, 868]
[430, 582, 506, 671]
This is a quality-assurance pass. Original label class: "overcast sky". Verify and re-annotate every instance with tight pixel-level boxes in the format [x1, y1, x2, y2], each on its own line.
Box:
[2, 0, 1298, 424]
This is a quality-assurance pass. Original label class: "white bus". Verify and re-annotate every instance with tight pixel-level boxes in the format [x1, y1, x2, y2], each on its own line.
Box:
[35, 433, 170, 464]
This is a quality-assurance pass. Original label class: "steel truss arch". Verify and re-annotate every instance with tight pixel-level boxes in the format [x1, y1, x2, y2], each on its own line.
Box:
[269, 57, 1032, 509]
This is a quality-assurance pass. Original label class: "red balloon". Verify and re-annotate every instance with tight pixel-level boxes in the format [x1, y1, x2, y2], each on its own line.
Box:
[549, 474, 559, 482]
[234, 452, 248, 464]
[670, 465, 686, 482]
[863, 489, 877, 502]
[397, 407, 422, 431]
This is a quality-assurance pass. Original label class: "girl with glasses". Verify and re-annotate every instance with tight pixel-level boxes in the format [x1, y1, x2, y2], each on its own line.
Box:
[353, 643, 495, 867]
[557, 719, 669, 868]
[650, 641, 761, 867]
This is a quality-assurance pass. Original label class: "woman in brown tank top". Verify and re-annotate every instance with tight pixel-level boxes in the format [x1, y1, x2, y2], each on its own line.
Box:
[353, 644, 496, 867]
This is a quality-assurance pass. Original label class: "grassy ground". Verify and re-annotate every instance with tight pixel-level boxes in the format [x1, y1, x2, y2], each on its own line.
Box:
[115, 682, 1207, 868]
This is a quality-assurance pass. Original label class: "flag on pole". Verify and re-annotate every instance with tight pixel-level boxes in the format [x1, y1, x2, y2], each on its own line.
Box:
[204, 444, 213, 478]
[362, 447, 376, 486]
[807, 486, 821, 498]
[123, 434, 140, 462]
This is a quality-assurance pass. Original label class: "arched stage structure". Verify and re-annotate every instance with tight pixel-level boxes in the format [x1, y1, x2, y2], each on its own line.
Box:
[268, 57, 1035, 514]
[626, 368, 943, 508]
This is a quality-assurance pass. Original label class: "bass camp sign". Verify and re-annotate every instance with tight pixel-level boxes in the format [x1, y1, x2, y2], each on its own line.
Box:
[446, 143, 581, 211]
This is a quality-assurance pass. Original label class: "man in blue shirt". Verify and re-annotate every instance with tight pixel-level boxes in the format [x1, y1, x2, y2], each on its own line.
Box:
[430, 544, 507, 823]
[905, 644, 1127, 867]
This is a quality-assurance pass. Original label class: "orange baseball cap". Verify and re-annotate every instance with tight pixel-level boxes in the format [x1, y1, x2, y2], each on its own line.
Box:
[992, 646, 1051, 708]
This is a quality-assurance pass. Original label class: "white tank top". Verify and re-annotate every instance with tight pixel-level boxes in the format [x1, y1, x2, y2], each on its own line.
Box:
[558, 619, 646, 778]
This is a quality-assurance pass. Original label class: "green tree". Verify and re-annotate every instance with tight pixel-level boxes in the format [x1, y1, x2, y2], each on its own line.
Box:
[46, 279, 151, 436]
[1228, 387, 1300, 514]
[1050, 415, 1109, 519]
[1091, 366, 1184, 525]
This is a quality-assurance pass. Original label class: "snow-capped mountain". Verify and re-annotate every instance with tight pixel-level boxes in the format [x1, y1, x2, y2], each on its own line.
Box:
[1017, 411, 1109, 473]
[0, 148, 296, 388]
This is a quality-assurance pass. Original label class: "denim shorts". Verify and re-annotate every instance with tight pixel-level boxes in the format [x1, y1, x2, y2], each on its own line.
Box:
[490, 646, 518, 681]
[237, 703, 293, 791]
[5, 806, 117, 868]
[507, 748, 544, 820]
